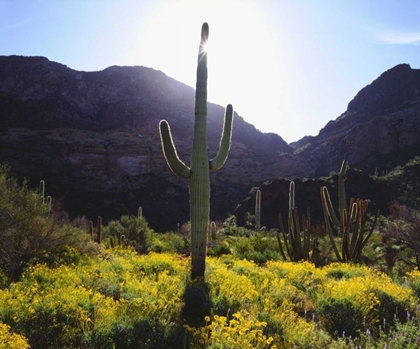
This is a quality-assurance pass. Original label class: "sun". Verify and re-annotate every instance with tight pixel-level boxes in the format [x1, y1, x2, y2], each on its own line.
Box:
[201, 40, 209, 54]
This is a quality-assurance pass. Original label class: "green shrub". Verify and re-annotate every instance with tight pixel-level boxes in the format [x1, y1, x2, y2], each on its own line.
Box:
[104, 215, 152, 254]
[0, 322, 30, 349]
[0, 164, 88, 281]
[207, 241, 231, 257]
[317, 298, 364, 338]
[149, 231, 189, 254]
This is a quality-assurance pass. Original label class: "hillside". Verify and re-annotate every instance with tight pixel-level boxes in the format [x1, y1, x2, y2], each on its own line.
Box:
[292, 64, 420, 177]
[0, 55, 307, 231]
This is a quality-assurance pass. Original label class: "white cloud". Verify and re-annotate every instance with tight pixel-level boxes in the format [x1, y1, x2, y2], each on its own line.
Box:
[378, 31, 420, 45]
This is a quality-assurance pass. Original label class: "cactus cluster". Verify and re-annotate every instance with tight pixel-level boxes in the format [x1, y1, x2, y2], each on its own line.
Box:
[37, 179, 52, 216]
[209, 221, 217, 241]
[159, 23, 233, 279]
[97, 216, 103, 244]
[255, 190, 261, 230]
[320, 160, 380, 262]
[277, 181, 313, 262]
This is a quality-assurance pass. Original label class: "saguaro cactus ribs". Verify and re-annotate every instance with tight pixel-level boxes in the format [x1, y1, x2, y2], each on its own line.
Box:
[159, 23, 234, 279]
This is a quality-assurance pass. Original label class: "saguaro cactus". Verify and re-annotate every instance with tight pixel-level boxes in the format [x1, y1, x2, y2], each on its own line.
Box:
[159, 23, 234, 279]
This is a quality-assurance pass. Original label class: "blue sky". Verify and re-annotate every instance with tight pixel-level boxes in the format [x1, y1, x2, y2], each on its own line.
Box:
[1, 0, 420, 143]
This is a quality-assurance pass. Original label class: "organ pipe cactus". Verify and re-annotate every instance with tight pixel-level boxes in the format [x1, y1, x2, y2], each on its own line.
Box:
[320, 160, 380, 262]
[210, 221, 217, 241]
[277, 181, 312, 262]
[255, 190, 261, 230]
[97, 216, 103, 244]
[159, 23, 233, 279]
[89, 221, 94, 242]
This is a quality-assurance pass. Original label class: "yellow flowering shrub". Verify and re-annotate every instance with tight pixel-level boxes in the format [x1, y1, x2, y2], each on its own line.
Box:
[185, 311, 276, 349]
[0, 246, 418, 349]
[207, 258, 260, 315]
[317, 264, 416, 338]
[0, 322, 29, 349]
[405, 268, 420, 299]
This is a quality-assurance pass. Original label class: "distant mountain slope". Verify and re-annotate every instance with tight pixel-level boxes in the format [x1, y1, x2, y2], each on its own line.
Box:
[293, 64, 420, 177]
[0, 55, 306, 231]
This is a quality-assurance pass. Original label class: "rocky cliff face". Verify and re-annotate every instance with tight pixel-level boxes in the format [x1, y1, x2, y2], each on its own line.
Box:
[293, 64, 420, 177]
[0, 55, 306, 231]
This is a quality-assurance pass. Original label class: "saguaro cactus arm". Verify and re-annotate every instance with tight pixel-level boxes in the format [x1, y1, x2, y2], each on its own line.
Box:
[209, 104, 234, 171]
[159, 120, 191, 178]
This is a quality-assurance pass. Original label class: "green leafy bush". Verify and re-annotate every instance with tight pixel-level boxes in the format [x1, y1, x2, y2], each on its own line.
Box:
[104, 215, 152, 254]
[317, 297, 364, 338]
[0, 164, 88, 281]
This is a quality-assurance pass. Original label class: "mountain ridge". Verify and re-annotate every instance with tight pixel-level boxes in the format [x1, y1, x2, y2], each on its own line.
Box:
[0, 55, 303, 231]
[1, 55, 419, 231]
[292, 63, 420, 177]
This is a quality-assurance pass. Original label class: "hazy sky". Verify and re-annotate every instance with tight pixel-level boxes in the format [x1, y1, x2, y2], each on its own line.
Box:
[1, 0, 420, 143]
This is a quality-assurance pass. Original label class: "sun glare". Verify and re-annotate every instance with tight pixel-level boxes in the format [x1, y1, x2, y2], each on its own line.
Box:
[201, 41, 209, 54]
[139, 0, 282, 136]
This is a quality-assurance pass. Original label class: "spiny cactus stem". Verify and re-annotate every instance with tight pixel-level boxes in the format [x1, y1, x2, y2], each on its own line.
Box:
[97, 216, 102, 244]
[322, 187, 341, 227]
[159, 120, 191, 178]
[39, 180, 45, 204]
[210, 104, 234, 170]
[255, 189, 261, 230]
[289, 181, 295, 216]
[338, 160, 348, 215]
[159, 23, 232, 280]
[320, 187, 341, 261]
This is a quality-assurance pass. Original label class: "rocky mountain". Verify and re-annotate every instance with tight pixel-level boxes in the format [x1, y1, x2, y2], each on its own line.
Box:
[0, 55, 308, 232]
[292, 64, 420, 177]
[1, 56, 419, 232]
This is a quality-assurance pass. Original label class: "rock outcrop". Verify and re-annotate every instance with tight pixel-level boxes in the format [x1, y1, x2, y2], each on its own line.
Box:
[0, 55, 306, 232]
[293, 64, 420, 177]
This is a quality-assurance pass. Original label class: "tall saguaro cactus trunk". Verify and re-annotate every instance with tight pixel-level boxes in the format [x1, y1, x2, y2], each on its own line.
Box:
[159, 23, 233, 280]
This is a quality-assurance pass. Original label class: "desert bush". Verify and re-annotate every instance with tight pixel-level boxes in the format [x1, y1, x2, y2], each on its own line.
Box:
[223, 214, 251, 236]
[383, 204, 420, 269]
[149, 231, 189, 254]
[0, 164, 89, 281]
[230, 232, 282, 264]
[207, 240, 231, 257]
[104, 215, 152, 254]
[0, 322, 30, 349]
[184, 311, 276, 349]
[317, 297, 365, 338]
[316, 265, 416, 338]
